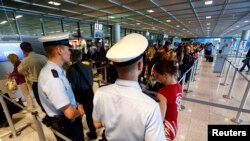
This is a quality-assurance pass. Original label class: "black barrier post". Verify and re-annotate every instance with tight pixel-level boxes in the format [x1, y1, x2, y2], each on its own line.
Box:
[231, 82, 250, 124]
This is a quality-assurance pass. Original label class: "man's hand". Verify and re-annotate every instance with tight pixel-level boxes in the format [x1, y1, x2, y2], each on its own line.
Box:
[77, 104, 85, 117]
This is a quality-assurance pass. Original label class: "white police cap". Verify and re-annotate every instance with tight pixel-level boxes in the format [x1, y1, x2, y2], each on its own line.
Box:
[106, 33, 148, 66]
[38, 32, 71, 47]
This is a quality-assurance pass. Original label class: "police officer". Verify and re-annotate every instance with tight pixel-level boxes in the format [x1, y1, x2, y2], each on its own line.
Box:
[93, 33, 166, 141]
[38, 33, 84, 141]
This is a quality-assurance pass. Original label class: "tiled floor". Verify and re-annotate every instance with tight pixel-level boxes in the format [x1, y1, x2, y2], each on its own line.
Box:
[175, 58, 250, 141]
[1, 58, 249, 141]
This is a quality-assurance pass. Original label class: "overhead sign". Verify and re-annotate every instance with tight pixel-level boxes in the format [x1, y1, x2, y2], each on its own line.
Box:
[94, 23, 103, 38]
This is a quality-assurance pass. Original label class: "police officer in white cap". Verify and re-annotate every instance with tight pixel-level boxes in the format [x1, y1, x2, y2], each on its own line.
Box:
[93, 33, 166, 141]
[38, 33, 84, 141]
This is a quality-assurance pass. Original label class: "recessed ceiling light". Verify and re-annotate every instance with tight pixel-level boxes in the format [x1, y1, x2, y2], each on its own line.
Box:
[207, 23, 211, 25]
[109, 16, 115, 19]
[166, 20, 171, 22]
[205, 0, 213, 5]
[15, 15, 23, 19]
[48, 1, 61, 6]
[136, 23, 141, 25]
[182, 28, 186, 30]
[147, 9, 154, 13]
[0, 21, 7, 24]
[236, 25, 240, 28]
[206, 16, 211, 19]
[244, 20, 249, 23]
[176, 25, 180, 27]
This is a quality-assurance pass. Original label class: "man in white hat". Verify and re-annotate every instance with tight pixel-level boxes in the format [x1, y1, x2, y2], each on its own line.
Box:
[38, 33, 84, 141]
[93, 33, 166, 141]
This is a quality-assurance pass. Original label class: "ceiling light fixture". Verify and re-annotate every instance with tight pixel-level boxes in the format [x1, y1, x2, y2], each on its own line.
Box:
[206, 16, 211, 19]
[207, 23, 211, 25]
[176, 25, 180, 27]
[15, 15, 23, 19]
[48, 1, 61, 6]
[166, 20, 171, 22]
[244, 20, 249, 23]
[147, 9, 154, 13]
[236, 25, 240, 28]
[109, 16, 115, 19]
[0, 21, 7, 24]
[136, 23, 141, 25]
[205, 0, 213, 5]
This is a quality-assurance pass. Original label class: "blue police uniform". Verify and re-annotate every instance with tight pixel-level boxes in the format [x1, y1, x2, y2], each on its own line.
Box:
[38, 32, 84, 141]
[38, 61, 77, 117]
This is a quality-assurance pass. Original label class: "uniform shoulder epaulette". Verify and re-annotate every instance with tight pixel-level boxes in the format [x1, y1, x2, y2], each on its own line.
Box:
[51, 69, 59, 78]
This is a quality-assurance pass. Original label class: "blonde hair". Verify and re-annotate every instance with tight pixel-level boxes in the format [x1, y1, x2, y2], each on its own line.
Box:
[7, 53, 19, 63]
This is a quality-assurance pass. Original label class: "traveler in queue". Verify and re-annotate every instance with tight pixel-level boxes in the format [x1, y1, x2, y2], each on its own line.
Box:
[93, 33, 166, 141]
[38, 33, 84, 141]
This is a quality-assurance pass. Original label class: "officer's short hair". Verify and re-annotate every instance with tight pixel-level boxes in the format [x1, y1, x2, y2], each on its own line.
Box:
[20, 42, 33, 52]
[44, 45, 65, 57]
[70, 49, 82, 62]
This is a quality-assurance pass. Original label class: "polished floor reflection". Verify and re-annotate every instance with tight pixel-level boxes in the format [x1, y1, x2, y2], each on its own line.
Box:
[0, 58, 249, 141]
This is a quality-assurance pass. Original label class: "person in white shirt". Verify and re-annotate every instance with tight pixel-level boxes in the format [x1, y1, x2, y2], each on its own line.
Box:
[93, 33, 166, 141]
[38, 33, 84, 141]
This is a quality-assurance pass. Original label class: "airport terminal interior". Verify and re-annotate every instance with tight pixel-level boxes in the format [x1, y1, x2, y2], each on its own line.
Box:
[0, 0, 250, 141]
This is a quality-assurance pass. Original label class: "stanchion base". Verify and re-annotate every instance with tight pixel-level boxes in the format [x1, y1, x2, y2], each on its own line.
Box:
[231, 118, 243, 124]
[220, 83, 229, 86]
[9, 131, 21, 138]
[217, 75, 223, 77]
[223, 95, 234, 99]
[192, 79, 196, 82]
[180, 105, 185, 111]
[184, 89, 193, 93]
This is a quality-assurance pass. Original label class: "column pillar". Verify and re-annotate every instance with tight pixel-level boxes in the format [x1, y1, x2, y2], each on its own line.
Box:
[112, 24, 120, 44]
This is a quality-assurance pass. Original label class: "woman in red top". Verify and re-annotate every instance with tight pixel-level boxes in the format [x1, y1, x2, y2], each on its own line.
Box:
[7, 54, 34, 110]
[154, 59, 182, 141]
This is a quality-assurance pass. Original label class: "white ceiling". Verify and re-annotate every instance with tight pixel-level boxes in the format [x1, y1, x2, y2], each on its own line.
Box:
[1, 0, 250, 38]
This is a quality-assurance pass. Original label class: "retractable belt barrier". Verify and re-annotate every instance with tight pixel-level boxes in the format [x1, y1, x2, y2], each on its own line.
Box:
[0, 90, 72, 141]
[218, 58, 250, 124]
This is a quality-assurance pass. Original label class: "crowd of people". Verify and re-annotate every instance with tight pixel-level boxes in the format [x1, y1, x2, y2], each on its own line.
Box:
[1, 32, 207, 141]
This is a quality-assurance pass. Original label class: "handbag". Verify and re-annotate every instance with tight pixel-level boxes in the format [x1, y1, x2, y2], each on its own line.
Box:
[5, 77, 17, 91]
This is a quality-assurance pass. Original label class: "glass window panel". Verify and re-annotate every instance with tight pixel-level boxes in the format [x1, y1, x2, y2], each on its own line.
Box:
[125, 29, 130, 35]
[43, 17, 62, 35]
[63, 20, 78, 34]
[17, 14, 42, 36]
[80, 23, 91, 38]
[103, 25, 111, 47]
[0, 11, 17, 35]
[103, 25, 111, 38]
[121, 28, 125, 38]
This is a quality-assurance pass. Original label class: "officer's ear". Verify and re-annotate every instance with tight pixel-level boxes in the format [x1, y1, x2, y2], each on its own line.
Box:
[57, 45, 64, 55]
[137, 58, 143, 71]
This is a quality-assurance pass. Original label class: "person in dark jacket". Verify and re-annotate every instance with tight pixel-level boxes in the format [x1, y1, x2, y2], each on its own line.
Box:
[66, 49, 97, 140]
[92, 39, 107, 76]
[181, 46, 194, 83]
[239, 48, 250, 72]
